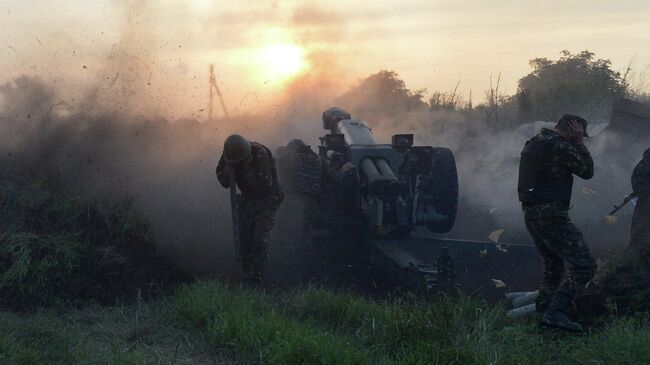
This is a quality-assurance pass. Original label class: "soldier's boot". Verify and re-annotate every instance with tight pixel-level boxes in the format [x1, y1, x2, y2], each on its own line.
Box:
[540, 292, 583, 332]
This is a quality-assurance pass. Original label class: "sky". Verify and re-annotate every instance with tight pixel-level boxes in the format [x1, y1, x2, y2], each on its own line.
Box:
[1, 0, 650, 119]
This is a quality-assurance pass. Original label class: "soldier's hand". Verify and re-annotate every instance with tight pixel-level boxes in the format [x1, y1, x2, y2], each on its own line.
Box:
[567, 120, 585, 145]
[339, 162, 355, 173]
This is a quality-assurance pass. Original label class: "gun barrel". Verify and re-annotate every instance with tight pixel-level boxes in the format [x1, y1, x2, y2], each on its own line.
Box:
[360, 158, 405, 195]
[335, 119, 377, 145]
[374, 158, 396, 176]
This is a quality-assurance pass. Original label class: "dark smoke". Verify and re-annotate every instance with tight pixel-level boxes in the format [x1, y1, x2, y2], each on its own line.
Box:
[0, 76, 231, 275]
[337, 76, 649, 255]
[0, 73, 340, 280]
[1, 71, 647, 284]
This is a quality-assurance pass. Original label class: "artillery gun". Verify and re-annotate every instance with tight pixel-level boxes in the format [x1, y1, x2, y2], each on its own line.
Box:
[275, 108, 539, 293]
[317, 110, 458, 237]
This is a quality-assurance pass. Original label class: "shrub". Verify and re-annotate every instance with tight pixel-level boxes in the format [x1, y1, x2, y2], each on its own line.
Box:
[0, 178, 181, 309]
[516, 50, 627, 123]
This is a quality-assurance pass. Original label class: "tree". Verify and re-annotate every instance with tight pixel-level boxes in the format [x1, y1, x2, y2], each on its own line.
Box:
[516, 50, 626, 122]
[336, 70, 428, 116]
[428, 80, 462, 112]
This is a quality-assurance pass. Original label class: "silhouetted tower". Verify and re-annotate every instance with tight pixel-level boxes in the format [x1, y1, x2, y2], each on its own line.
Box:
[209, 64, 230, 122]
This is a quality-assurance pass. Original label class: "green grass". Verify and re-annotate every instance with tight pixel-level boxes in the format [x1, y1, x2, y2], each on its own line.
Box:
[0, 178, 180, 308]
[1, 176, 649, 364]
[2, 280, 650, 364]
[0, 294, 230, 364]
[171, 281, 650, 365]
[173, 282, 370, 364]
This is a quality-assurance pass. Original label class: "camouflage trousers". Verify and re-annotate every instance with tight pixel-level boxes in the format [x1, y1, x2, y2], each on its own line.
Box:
[524, 208, 596, 310]
[629, 197, 650, 261]
[238, 200, 280, 281]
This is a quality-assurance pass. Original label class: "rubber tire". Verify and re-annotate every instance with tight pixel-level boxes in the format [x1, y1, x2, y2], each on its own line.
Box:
[427, 147, 459, 233]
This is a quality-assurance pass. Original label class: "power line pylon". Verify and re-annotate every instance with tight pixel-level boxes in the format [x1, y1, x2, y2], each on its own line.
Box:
[209, 64, 230, 122]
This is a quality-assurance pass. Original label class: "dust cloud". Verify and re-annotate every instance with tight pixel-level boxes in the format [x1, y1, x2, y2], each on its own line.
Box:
[0, 1, 354, 279]
[3, 69, 646, 282]
[1, 1, 647, 283]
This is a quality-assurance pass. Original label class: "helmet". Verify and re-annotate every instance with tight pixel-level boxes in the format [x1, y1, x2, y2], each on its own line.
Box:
[223, 134, 252, 163]
[322, 107, 351, 131]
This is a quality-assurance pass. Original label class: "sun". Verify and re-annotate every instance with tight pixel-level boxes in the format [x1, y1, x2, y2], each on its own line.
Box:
[260, 43, 306, 81]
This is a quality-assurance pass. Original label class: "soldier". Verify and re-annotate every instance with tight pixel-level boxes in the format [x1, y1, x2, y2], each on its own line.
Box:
[217, 134, 284, 286]
[518, 114, 597, 332]
[321, 107, 355, 183]
[629, 148, 650, 260]
[322, 106, 351, 132]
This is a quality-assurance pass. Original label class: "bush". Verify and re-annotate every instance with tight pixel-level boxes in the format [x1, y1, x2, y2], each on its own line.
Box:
[0, 178, 180, 309]
[0, 233, 84, 307]
[516, 50, 627, 123]
[597, 252, 650, 314]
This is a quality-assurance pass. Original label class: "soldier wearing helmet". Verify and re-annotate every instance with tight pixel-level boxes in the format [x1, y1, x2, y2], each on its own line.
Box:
[322, 106, 352, 132]
[217, 134, 284, 286]
[320, 107, 356, 181]
[517, 113, 596, 332]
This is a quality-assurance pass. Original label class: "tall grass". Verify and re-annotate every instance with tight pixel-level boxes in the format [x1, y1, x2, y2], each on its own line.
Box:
[0, 178, 180, 308]
[0, 302, 180, 364]
[289, 287, 507, 364]
[173, 281, 371, 364]
[171, 280, 650, 365]
[1, 280, 649, 364]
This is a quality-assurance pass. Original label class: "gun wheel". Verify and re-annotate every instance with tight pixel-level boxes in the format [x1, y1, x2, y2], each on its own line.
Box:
[427, 147, 459, 233]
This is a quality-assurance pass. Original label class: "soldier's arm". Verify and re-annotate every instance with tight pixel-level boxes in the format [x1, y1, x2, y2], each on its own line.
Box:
[632, 160, 650, 196]
[554, 141, 594, 179]
[216, 154, 230, 188]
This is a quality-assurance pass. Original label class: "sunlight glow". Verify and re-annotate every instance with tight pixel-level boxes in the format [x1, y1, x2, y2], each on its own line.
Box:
[259, 43, 307, 81]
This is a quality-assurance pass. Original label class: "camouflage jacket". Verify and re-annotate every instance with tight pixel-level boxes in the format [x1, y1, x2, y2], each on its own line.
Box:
[523, 202, 571, 220]
[217, 142, 284, 207]
[535, 128, 594, 180]
[521, 128, 593, 219]
[632, 149, 650, 198]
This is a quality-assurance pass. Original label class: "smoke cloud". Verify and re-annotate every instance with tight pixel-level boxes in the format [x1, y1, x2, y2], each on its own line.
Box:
[2, 1, 648, 285]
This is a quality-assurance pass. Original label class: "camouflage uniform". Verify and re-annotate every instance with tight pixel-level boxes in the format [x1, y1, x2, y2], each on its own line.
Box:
[275, 139, 321, 245]
[217, 142, 284, 282]
[629, 149, 650, 260]
[518, 128, 597, 311]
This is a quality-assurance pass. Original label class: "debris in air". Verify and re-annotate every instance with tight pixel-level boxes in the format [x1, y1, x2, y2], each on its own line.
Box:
[492, 279, 506, 288]
[488, 229, 504, 243]
[496, 244, 509, 253]
[582, 187, 597, 195]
